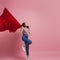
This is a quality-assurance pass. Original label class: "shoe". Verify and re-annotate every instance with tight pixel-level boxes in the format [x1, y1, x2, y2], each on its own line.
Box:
[22, 45, 26, 52]
[27, 57, 30, 60]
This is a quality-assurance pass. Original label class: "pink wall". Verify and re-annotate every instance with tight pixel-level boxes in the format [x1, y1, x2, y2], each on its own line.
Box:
[0, 0, 60, 53]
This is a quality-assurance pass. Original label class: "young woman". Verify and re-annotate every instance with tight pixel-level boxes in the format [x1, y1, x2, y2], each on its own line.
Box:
[20, 22, 32, 60]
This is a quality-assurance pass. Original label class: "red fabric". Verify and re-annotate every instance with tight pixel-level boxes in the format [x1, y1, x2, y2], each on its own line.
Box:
[0, 8, 22, 32]
[0, 16, 7, 31]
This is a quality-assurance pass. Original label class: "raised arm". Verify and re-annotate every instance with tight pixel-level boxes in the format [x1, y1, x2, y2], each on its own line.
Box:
[20, 27, 23, 36]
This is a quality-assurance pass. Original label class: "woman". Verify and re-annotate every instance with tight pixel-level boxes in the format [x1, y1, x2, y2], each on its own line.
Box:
[21, 22, 32, 60]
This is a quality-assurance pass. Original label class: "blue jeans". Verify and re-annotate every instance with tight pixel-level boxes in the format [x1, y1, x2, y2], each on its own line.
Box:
[22, 34, 32, 56]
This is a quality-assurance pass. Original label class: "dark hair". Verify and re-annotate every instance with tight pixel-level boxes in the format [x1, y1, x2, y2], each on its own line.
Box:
[26, 26, 29, 29]
[22, 22, 29, 29]
[22, 22, 26, 27]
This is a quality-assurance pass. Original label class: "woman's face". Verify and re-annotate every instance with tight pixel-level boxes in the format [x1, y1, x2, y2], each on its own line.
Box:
[23, 22, 29, 27]
[25, 22, 27, 26]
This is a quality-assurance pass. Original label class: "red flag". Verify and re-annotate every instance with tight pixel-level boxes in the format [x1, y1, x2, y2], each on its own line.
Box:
[0, 16, 8, 31]
[0, 8, 22, 32]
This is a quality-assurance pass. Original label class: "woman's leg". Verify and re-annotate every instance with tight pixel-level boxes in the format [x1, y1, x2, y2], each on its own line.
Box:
[22, 43, 26, 52]
[22, 35, 32, 45]
[25, 43, 30, 60]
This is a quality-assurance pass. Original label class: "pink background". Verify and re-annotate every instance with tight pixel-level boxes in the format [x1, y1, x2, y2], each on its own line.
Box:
[0, 0, 60, 60]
